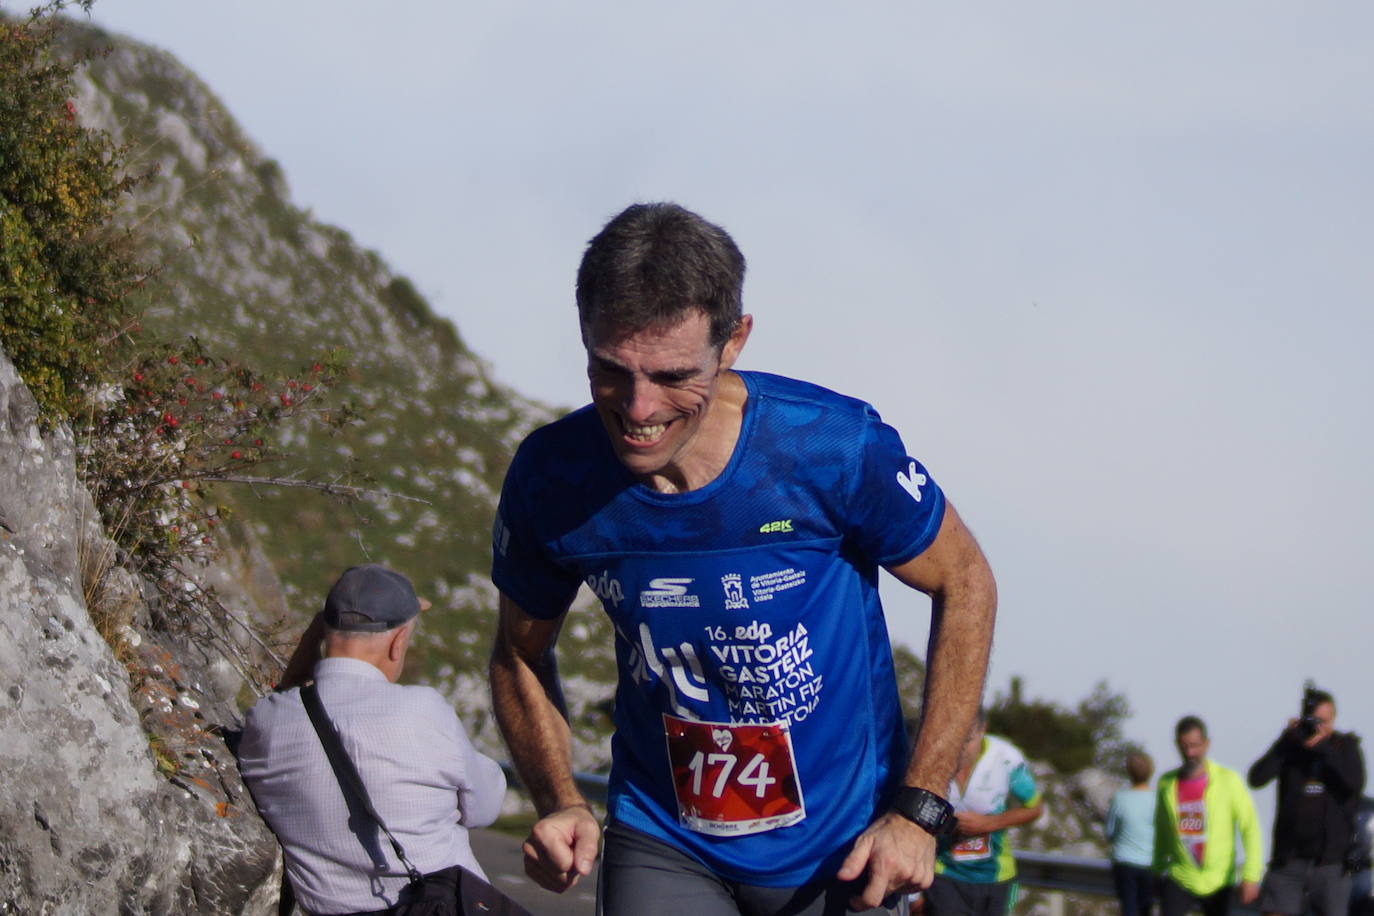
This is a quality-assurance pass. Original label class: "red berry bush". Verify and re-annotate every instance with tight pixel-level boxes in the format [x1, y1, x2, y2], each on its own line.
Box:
[78, 336, 358, 673]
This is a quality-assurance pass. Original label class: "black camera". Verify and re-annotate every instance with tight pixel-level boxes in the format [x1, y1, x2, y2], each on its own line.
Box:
[1297, 679, 1323, 739]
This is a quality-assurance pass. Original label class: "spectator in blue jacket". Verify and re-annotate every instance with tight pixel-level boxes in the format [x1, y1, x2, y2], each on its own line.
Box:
[1107, 752, 1157, 916]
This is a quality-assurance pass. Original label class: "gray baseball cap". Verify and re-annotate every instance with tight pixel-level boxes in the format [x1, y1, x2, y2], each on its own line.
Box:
[322, 564, 428, 632]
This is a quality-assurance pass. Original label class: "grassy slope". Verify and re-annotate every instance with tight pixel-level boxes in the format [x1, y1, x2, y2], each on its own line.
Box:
[69, 26, 618, 762]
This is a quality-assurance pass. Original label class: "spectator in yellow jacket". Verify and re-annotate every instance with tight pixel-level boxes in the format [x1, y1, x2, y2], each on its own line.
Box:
[1153, 716, 1264, 916]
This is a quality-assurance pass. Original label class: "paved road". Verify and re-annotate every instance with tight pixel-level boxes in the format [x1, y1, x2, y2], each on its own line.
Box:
[472, 828, 598, 915]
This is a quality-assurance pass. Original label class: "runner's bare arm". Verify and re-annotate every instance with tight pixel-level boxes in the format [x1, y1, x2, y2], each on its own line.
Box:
[891, 502, 996, 792]
[490, 591, 601, 892]
[838, 501, 997, 909]
[953, 799, 1042, 836]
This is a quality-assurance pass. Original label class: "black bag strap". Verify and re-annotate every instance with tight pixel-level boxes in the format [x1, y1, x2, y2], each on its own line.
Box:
[300, 682, 425, 885]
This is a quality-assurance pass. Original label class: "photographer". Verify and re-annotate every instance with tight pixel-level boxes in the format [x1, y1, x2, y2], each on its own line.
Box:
[1248, 686, 1366, 916]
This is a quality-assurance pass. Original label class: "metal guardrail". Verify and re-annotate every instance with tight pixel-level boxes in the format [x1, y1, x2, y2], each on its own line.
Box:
[1014, 849, 1117, 897]
[573, 771, 609, 805]
[1014, 851, 1260, 916]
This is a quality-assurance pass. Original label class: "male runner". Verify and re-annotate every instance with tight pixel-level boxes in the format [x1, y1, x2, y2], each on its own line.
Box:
[923, 711, 1042, 916]
[489, 202, 998, 915]
[1154, 716, 1263, 916]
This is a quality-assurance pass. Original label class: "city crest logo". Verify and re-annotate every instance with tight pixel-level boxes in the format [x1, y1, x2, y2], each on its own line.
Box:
[721, 573, 750, 610]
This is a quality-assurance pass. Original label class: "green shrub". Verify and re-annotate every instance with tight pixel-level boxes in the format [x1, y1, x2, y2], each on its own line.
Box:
[987, 676, 1144, 774]
[0, 2, 143, 421]
[2, 5, 368, 690]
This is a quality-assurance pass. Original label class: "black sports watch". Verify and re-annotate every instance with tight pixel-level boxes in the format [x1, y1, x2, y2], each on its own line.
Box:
[890, 786, 956, 836]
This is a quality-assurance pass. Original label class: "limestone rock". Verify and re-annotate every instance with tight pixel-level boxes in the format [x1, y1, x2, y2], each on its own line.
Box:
[0, 349, 278, 913]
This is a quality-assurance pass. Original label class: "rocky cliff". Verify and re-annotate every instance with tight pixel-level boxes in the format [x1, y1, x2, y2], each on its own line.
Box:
[0, 347, 280, 912]
[0, 12, 617, 902]
[1, 17, 621, 908]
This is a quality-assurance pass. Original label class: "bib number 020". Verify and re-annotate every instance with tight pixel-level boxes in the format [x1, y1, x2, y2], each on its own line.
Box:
[663, 714, 806, 837]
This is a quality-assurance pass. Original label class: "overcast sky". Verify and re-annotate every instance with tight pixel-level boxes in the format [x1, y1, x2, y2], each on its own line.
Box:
[86, 1, 1373, 833]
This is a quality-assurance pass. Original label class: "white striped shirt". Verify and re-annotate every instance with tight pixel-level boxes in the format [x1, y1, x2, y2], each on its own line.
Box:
[238, 658, 505, 914]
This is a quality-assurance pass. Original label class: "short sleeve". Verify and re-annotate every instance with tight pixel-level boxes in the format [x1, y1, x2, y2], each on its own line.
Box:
[422, 690, 507, 827]
[845, 406, 947, 567]
[1009, 762, 1041, 806]
[490, 444, 583, 619]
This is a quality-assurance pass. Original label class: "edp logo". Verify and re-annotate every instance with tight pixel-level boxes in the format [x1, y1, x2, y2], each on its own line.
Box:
[586, 570, 624, 607]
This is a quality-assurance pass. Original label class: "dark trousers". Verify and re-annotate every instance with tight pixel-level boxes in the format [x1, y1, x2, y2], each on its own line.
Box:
[1112, 863, 1155, 916]
[922, 875, 1015, 916]
[1159, 878, 1231, 916]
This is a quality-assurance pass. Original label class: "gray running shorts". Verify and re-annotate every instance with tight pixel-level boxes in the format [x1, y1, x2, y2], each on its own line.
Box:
[1259, 859, 1351, 916]
[597, 821, 900, 916]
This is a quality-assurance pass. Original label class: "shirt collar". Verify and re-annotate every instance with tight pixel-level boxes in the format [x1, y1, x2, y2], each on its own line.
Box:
[313, 656, 388, 682]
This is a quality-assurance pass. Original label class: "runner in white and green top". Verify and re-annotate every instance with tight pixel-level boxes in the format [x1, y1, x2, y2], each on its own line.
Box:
[924, 715, 1042, 916]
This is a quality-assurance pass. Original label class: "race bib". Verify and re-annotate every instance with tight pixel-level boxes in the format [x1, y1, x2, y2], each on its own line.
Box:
[663, 714, 806, 837]
[1177, 799, 1206, 837]
[1178, 799, 1207, 865]
[951, 834, 992, 861]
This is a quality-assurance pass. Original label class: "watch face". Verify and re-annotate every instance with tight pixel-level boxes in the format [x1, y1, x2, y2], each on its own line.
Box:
[895, 787, 949, 831]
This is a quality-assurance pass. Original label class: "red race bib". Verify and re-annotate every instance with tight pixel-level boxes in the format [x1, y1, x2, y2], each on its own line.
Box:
[951, 834, 992, 861]
[663, 714, 806, 837]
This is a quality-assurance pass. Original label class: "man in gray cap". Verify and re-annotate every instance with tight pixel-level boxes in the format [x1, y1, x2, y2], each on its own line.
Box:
[238, 564, 506, 915]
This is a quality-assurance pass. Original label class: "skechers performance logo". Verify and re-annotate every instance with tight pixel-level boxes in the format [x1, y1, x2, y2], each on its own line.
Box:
[896, 461, 927, 502]
[586, 570, 624, 607]
[640, 578, 701, 608]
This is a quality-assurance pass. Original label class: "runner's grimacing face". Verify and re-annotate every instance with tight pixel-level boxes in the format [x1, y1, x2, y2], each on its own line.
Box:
[585, 310, 742, 480]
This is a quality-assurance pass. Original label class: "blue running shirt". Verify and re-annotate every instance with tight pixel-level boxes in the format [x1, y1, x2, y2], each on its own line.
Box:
[491, 371, 946, 886]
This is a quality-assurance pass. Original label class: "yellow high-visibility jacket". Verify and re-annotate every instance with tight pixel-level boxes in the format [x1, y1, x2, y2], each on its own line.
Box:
[1153, 759, 1265, 895]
